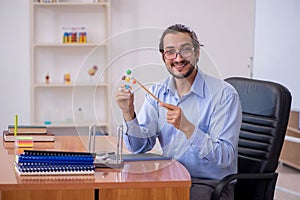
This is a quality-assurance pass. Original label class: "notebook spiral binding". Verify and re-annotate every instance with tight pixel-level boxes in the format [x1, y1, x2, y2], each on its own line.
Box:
[15, 150, 95, 176]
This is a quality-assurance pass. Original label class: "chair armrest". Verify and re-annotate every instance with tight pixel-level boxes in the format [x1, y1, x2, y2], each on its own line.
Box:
[211, 172, 277, 200]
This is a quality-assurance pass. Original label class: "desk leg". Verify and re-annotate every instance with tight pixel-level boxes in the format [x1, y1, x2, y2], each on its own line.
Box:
[95, 189, 99, 200]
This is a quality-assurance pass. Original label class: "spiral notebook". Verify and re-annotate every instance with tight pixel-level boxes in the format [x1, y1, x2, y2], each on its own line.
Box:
[15, 150, 95, 176]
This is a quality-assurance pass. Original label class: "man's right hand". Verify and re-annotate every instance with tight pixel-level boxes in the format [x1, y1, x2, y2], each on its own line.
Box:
[114, 84, 135, 121]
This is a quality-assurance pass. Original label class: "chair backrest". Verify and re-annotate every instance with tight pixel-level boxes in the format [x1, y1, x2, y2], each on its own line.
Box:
[225, 77, 292, 199]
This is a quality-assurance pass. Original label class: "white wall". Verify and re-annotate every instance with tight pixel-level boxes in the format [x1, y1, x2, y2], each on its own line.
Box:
[0, 0, 30, 130]
[110, 0, 255, 78]
[0, 0, 255, 132]
[253, 0, 300, 110]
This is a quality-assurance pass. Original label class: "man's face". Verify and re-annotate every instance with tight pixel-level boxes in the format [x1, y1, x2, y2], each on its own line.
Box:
[162, 32, 199, 79]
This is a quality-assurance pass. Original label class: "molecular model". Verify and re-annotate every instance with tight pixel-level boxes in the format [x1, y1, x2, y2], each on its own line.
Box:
[121, 69, 136, 89]
[120, 68, 169, 108]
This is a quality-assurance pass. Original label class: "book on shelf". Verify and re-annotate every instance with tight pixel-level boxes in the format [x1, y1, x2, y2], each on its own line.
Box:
[8, 125, 47, 134]
[15, 150, 95, 176]
[3, 130, 55, 142]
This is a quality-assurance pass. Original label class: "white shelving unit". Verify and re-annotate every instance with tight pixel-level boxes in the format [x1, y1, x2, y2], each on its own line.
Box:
[30, 0, 111, 134]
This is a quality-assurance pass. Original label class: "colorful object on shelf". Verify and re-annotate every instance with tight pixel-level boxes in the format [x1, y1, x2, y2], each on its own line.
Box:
[63, 32, 69, 43]
[45, 73, 50, 84]
[40, 0, 59, 2]
[44, 120, 51, 125]
[88, 65, 98, 76]
[62, 27, 87, 44]
[121, 69, 136, 90]
[79, 32, 87, 43]
[71, 32, 77, 43]
[64, 73, 71, 84]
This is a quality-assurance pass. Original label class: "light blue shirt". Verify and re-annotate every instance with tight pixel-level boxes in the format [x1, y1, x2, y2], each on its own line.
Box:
[123, 70, 242, 180]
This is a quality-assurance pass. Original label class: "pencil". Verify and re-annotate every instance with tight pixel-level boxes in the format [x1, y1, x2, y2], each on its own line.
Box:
[14, 115, 18, 137]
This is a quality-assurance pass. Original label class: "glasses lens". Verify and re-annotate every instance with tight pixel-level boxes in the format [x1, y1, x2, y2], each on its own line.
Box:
[180, 48, 193, 58]
[164, 50, 176, 59]
[164, 48, 194, 60]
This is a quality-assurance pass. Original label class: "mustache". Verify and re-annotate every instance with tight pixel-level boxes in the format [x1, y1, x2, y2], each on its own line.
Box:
[171, 60, 190, 67]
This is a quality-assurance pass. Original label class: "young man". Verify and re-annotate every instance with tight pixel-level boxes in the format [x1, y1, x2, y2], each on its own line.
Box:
[115, 24, 242, 200]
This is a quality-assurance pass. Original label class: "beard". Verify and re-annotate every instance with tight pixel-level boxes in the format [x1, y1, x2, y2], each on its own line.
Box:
[167, 60, 196, 79]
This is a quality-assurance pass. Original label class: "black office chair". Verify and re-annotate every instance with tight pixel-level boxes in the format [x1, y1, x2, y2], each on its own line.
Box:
[212, 77, 292, 200]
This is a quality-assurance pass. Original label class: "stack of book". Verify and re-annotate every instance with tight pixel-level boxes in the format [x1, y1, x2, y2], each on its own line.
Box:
[2, 125, 55, 142]
[15, 150, 95, 175]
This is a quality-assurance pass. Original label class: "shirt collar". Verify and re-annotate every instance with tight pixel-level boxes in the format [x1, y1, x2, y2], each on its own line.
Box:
[164, 70, 205, 98]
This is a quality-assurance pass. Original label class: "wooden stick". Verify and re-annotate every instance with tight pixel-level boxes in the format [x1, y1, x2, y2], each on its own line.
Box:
[135, 79, 163, 103]
[134, 79, 173, 110]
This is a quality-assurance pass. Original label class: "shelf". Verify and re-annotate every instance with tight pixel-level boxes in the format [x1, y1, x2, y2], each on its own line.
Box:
[30, 0, 111, 132]
[33, 2, 109, 7]
[34, 43, 107, 48]
[34, 82, 109, 88]
[36, 121, 109, 128]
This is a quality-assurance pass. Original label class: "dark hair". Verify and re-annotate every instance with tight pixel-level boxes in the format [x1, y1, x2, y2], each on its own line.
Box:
[159, 24, 202, 54]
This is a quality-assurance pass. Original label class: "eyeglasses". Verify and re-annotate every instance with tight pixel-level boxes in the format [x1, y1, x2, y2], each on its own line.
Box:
[163, 47, 194, 60]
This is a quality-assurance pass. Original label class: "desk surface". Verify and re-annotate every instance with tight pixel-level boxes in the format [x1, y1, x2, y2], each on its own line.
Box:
[0, 136, 191, 191]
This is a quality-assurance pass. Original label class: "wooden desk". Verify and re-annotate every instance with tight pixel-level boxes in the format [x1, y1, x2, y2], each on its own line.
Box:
[0, 136, 191, 200]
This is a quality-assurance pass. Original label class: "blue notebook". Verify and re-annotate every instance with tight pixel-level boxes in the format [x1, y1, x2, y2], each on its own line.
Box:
[15, 150, 95, 176]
